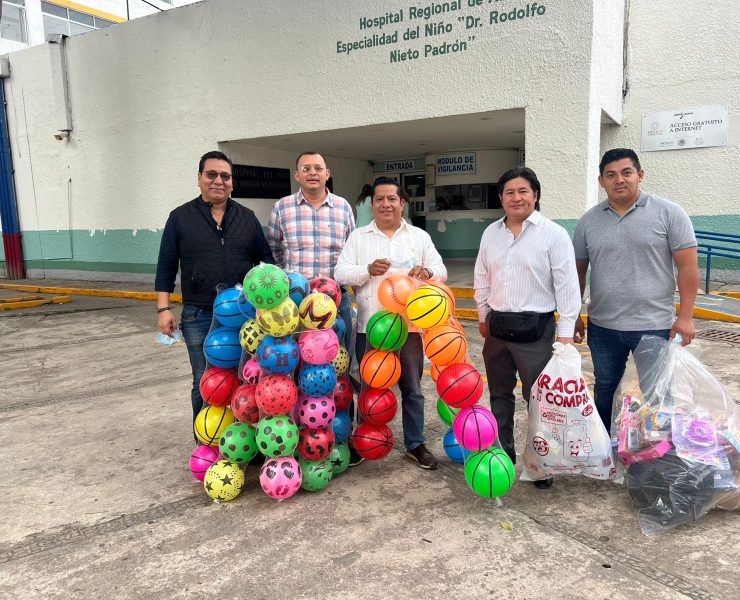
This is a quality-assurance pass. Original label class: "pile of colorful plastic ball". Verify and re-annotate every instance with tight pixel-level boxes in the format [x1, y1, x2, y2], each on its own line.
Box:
[367, 273, 515, 498]
[188, 263, 354, 502]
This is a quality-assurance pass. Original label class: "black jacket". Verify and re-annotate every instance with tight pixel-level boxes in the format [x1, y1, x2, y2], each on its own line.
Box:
[155, 196, 274, 307]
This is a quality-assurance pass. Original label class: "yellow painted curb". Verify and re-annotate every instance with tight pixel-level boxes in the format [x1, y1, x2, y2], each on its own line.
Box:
[677, 301, 740, 324]
[691, 307, 740, 323]
[0, 295, 43, 303]
[454, 308, 478, 321]
[0, 284, 182, 304]
[0, 296, 71, 310]
[449, 287, 474, 299]
[716, 291, 740, 300]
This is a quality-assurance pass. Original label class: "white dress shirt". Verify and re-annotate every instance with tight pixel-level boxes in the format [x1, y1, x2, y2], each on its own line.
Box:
[473, 211, 581, 338]
[335, 219, 448, 333]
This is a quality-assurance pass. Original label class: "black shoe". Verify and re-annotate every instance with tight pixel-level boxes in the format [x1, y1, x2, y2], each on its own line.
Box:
[533, 477, 553, 489]
[348, 446, 366, 467]
[405, 444, 438, 470]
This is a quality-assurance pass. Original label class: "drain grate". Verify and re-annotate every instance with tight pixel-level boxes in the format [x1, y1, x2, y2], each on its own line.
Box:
[697, 328, 740, 345]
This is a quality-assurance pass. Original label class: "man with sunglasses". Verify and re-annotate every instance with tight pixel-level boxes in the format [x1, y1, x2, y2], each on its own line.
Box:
[155, 151, 274, 431]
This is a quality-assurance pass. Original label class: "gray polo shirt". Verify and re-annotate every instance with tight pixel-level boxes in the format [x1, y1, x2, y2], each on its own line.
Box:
[573, 191, 696, 331]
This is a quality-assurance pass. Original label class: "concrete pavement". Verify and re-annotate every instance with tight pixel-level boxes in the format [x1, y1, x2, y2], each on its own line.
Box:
[0, 289, 738, 599]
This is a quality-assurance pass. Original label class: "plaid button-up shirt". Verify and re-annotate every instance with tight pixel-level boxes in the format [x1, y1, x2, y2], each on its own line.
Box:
[267, 189, 355, 278]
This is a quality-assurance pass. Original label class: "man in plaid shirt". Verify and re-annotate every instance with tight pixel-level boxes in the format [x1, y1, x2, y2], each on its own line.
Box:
[267, 151, 355, 349]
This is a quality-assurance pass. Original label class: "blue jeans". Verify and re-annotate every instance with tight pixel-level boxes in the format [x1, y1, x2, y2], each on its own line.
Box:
[355, 333, 426, 451]
[587, 320, 670, 431]
[180, 305, 213, 427]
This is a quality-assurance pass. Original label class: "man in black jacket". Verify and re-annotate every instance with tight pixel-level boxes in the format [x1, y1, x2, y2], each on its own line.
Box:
[155, 151, 274, 427]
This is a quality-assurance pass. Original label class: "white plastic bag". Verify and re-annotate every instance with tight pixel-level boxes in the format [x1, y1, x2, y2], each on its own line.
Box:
[521, 343, 618, 481]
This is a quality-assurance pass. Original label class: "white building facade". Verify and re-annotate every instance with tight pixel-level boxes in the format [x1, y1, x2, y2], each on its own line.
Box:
[0, 0, 737, 280]
[0, 0, 196, 54]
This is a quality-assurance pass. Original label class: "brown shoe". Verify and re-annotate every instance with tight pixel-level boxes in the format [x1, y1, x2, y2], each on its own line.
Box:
[405, 444, 438, 470]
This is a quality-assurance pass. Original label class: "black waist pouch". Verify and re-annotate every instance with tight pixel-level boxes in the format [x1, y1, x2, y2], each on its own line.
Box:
[487, 310, 553, 343]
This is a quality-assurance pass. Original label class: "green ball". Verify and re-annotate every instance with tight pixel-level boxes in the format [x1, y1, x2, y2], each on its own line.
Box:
[243, 264, 290, 310]
[256, 415, 299, 457]
[299, 457, 334, 491]
[328, 443, 350, 475]
[219, 422, 258, 464]
[436, 397, 459, 426]
[366, 310, 408, 352]
[464, 448, 515, 498]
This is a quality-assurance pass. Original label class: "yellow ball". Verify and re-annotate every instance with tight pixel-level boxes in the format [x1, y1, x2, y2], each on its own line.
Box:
[298, 292, 337, 330]
[239, 318, 267, 353]
[406, 285, 450, 329]
[194, 405, 236, 446]
[204, 460, 245, 502]
[256, 298, 299, 337]
[332, 345, 350, 376]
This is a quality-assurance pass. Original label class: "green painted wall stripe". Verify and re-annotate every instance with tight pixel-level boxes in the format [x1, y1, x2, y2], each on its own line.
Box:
[2, 215, 738, 273]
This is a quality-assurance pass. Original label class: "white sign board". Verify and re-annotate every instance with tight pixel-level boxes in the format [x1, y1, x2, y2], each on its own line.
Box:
[642, 106, 727, 152]
[436, 152, 476, 175]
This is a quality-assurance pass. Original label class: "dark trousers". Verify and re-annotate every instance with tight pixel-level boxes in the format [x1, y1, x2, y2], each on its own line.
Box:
[355, 332, 426, 451]
[481, 316, 556, 464]
[180, 305, 213, 431]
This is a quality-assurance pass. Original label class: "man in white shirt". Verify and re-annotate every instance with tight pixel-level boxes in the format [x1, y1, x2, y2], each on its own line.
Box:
[335, 177, 448, 469]
[474, 167, 581, 488]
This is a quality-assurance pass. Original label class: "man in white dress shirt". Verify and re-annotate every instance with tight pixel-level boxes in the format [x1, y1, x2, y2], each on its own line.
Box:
[335, 177, 448, 469]
[474, 167, 581, 488]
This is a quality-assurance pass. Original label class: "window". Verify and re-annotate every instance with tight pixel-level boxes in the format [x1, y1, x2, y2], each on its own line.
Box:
[41, 1, 112, 38]
[1, 0, 27, 43]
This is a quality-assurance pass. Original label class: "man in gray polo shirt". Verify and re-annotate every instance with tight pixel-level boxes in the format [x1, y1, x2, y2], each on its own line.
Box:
[573, 148, 699, 430]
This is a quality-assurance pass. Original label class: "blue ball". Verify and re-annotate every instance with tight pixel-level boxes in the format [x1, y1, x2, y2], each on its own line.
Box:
[332, 411, 351, 444]
[332, 316, 347, 345]
[298, 363, 337, 398]
[203, 326, 242, 368]
[287, 272, 310, 308]
[256, 335, 300, 374]
[237, 291, 257, 320]
[443, 427, 470, 464]
[214, 288, 248, 329]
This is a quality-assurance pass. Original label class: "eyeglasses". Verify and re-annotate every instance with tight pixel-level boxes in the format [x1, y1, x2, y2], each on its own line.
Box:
[203, 171, 232, 182]
[373, 195, 401, 205]
[299, 165, 326, 173]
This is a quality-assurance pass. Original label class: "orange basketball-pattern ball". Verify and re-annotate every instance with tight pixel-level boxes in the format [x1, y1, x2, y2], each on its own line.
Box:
[360, 349, 401, 389]
[423, 324, 467, 367]
[426, 280, 456, 311]
[431, 363, 443, 382]
[447, 316, 465, 334]
[377, 274, 417, 314]
[406, 285, 450, 330]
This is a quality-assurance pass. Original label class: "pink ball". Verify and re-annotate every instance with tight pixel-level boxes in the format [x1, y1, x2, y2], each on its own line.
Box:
[297, 394, 336, 429]
[242, 357, 261, 385]
[452, 405, 498, 452]
[298, 329, 339, 365]
[189, 444, 220, 481]
[242, 356, 262, 385]
[259, 457, 302, 500]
